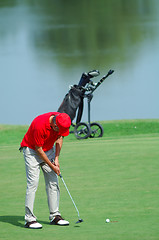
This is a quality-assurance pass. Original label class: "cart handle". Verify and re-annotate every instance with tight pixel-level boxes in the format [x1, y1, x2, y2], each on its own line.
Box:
[90, 69, 114, 93]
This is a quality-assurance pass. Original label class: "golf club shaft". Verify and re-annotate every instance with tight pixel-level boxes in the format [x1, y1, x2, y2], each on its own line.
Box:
[59, 174, 80, 219]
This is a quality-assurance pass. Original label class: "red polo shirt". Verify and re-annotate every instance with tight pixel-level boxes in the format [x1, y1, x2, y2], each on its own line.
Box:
[21, 112, 61, 152]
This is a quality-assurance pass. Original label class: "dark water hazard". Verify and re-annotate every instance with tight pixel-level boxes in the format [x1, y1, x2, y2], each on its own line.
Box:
[0, 0, 159, 124]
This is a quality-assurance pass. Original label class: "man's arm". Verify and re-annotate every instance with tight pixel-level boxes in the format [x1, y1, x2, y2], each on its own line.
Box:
[35, 146, 60, 175]
[54, 136, 63, 168]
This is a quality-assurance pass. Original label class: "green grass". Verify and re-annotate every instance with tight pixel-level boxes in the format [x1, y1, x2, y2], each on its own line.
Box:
[0, 119, 159, 240]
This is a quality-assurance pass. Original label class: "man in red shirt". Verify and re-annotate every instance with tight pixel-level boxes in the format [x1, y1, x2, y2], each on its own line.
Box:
[20, 112, 71, 229]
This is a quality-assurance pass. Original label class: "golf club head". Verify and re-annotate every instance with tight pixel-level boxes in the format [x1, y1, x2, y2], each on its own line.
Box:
[88, 70, 100, 78]
[76, 218, 84, 224]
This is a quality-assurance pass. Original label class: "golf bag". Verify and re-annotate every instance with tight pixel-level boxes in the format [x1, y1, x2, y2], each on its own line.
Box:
[58, 84, 84, 124]
[58, 70, 99, 123]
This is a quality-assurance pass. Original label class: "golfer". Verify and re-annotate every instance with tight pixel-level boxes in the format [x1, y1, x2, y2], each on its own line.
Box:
[20, 112, 71, 229]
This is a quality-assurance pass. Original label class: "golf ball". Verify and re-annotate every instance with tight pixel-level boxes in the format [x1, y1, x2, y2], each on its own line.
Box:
[106, 218, 110, 223]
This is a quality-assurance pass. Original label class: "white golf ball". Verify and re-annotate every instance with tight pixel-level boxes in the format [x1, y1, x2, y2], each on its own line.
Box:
[106, 218, 110, 223]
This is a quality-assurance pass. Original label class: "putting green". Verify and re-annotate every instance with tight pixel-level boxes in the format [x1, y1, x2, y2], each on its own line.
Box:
[0, 120, 159, 240]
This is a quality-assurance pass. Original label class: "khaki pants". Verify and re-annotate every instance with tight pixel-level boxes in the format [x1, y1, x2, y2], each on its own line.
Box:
[23, 147, 60, 222]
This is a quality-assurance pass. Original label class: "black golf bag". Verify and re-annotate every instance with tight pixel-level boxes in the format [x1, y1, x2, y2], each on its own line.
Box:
[57, 84, 84, 124]
[58, 70, 99, 123]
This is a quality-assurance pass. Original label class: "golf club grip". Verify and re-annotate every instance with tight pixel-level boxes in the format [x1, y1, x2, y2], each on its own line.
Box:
[59, 173, 62, 178]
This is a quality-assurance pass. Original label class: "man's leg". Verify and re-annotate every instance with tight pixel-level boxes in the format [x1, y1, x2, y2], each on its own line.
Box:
[41, 148, 60, 219]
[23, 147, 42, 228]
[41, 148, 69, 225]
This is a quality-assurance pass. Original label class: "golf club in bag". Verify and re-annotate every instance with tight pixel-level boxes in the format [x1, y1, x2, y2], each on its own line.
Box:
[58, 69, 114, 139]
[59, 173, 83, 224]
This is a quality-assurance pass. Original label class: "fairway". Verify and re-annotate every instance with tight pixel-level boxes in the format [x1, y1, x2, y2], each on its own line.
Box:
[0, 123, 159, 240]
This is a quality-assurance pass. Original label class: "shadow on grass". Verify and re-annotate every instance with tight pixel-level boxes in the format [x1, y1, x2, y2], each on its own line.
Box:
[0, 216, 82, 228]
[39, 219, 81, 227]
[0, 215, 24, 228]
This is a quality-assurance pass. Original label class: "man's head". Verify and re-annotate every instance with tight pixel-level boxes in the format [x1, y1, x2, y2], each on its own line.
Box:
[53, 113, 71, 137]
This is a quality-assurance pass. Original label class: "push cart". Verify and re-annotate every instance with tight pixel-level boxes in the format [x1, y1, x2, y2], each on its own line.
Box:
[58, 69, 114, 139]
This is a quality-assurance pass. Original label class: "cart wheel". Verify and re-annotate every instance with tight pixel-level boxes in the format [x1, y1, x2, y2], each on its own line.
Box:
[74, 122, 91, 139]
[89, 122, 104, 138]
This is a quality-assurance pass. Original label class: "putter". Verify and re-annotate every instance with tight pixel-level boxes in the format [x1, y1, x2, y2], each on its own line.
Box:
[59, 173, 83, 224]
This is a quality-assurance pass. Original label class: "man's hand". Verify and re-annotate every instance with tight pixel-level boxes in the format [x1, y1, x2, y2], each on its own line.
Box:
[53, 165, 60, 175]
[52, 156, 60, 174]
